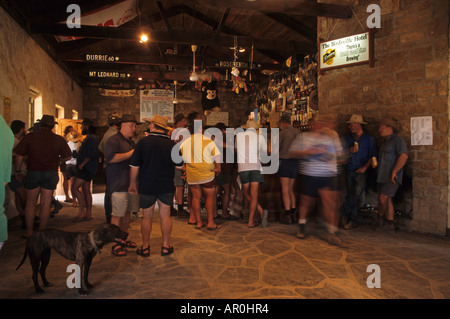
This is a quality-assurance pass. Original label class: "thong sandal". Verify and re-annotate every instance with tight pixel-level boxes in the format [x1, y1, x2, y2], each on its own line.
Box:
[112, 244, 127, 257]
[161, 246, 174, 256]
[136, 246, 150, 257]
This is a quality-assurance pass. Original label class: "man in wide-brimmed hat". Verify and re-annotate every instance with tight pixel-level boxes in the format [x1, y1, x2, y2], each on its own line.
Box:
[129, 114, 183, 257]
[236, 118, 268, 228]
[341, 114, 377, 231]
[376, 118, 408, 232]
[104, 114, 141, 255]
[14, 114, 72, 239]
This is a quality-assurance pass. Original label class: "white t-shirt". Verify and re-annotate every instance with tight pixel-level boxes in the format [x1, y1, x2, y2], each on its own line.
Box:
[66, 141, 80, 165]
[235, 129, 267, 172]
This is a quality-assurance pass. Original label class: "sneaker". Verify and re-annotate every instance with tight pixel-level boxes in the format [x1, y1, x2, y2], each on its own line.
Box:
[343, 221, 357, 230]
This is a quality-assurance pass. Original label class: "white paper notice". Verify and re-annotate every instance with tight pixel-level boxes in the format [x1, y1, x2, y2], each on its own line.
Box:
[411, 116, 433, 146]
[140, 89, 174, 122]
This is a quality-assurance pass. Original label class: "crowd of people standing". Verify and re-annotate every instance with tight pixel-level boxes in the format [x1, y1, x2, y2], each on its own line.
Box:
[0, 110, 408, 253]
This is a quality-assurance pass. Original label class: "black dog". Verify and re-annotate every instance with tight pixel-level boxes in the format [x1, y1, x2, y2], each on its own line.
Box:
[16, 224, 128, 295]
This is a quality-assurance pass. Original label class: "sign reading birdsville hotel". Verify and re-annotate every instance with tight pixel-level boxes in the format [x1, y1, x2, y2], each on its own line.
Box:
[319, 31, 374, 72]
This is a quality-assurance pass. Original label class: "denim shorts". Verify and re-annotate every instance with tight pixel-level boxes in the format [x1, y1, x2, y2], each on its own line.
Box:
[139, 193, 174, 209]
[24, 170, 59, 190]
[239, 170, 264, 184]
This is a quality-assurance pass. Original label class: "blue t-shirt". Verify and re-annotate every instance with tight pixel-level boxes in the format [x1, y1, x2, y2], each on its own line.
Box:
[345, 132, 377, 172]
[77, 134, 99, 176]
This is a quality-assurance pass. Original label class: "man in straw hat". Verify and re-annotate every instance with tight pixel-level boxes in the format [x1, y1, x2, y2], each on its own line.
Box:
[129, 114, 182, 257]
[14, 115, 72, 238]
[341, 114, 377, 230]
[104, 114, 141, 256]
[236, 118, 269, 228]
[375, 118, 408, 232]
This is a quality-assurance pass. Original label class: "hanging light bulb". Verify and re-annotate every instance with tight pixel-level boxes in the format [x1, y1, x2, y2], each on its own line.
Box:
[139, 33, 149, 43]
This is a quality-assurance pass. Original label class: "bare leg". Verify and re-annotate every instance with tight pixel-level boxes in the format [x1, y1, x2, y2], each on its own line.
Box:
[81, 180, 92, 219]
[38, 188, 54, 230]
[158, 200, 173, 248]
[24, 188, 40, 237]
[140, 205, 155, 249]
[189, 185, 203, 228]
[202, 187, 219, 229]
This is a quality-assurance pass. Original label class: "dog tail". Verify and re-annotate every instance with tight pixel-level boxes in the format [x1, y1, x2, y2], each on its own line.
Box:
[16, 248, 27, 271]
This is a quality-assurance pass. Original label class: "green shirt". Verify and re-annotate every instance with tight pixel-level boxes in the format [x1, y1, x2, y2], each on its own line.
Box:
[0, 115, 14, 242]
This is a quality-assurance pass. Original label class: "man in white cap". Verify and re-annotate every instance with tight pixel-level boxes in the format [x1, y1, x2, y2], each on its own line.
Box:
[341, 114, 377, 230]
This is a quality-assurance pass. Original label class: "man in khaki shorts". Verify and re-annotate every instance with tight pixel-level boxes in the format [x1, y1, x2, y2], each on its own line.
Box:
[104, 114, 141, 256]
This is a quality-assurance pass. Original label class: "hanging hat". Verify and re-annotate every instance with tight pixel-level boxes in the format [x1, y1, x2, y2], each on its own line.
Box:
[241, 119, 260, 129]
[119, 114, 142, 125]
[37, 114, 57, 126]
[145, 114, 172, 131]
[346, 114, 367, 125]
[67, 130, 81, 143]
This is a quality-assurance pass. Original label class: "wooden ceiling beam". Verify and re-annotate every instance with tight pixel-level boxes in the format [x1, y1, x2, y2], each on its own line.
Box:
[31, 24, 316, 53]
[197, 0, 352, 19]
[60, 54, 284, 71]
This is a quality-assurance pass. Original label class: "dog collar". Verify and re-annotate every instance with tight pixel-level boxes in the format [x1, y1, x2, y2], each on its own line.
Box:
[89, 231, 102, 254]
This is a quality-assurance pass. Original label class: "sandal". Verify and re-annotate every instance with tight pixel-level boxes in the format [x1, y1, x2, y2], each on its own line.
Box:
[207, 224, 222, 231]
[161, 246, 174, 256]
[136, 246, 150, 257]
[112, 244, 127, 257]
[120, 240, 137, 248]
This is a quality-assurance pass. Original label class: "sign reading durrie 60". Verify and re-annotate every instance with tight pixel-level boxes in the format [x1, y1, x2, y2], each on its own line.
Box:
[318, 30, 374, 73]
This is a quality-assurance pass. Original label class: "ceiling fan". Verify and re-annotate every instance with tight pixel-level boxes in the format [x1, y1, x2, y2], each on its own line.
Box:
[189, 45, 199, 82]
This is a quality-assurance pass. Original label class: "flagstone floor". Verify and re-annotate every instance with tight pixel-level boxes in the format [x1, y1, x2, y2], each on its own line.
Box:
[1, 192, 450, 300]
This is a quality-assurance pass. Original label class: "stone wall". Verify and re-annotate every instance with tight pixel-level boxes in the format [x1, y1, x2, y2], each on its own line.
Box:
[83, 85, 253, 137]
[0, 8, 83, 125]
[318, 0, 449, 235]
